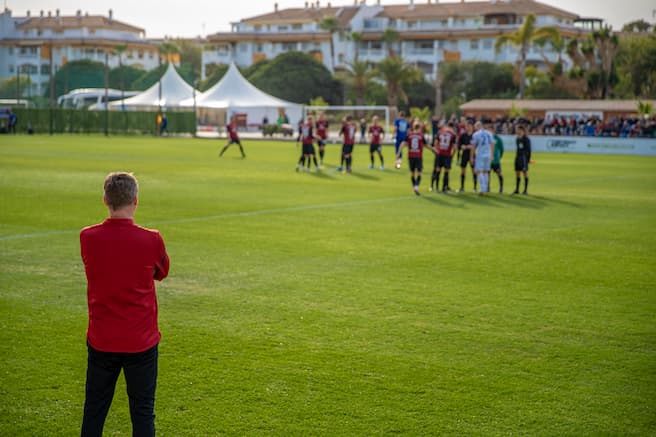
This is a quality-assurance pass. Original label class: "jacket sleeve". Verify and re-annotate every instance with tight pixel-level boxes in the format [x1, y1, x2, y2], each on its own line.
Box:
[153, 233, 170, 281]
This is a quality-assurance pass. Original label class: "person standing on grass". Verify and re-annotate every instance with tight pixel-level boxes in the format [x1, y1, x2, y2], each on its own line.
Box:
[431, 121, 457, 193]
[219, 116, 246, 158]
[457, 120, 476, 193]
[80, 172, 169, 437]
[396, 122, 436, 196]
[315, 112, 329, 166]
[296, 115, 321, 172]
[491, 128, 505, 193]
[514, 125, 532, 195]
[338, 115, 357, 173]
[368, 115, 385, 169]
[470, 120, 495, 194]
[393, 111, 410, 169]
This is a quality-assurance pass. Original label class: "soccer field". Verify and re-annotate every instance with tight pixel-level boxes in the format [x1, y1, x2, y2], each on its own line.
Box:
[1, 135, 655, 435]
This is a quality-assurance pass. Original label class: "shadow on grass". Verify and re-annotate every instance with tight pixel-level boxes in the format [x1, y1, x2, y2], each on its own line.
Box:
[308, 170, 337, 180]
[438, 192, 583, 210]
[349, 171, 380, 181]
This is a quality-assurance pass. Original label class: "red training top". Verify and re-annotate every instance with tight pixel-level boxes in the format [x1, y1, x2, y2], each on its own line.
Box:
[299, 123, 315, 145]
[227, 122, 239, 140]
[407, 132, 426, 158]
[316, 119, 329, 139]
[436, 127, 456, 156]
[341, 122, 357, 145]
[81, 218, 169, 353]
[369, 125, 384, 145]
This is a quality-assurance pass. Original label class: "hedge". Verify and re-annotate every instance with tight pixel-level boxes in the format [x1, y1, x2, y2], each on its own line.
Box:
[9, 109, 196, 135]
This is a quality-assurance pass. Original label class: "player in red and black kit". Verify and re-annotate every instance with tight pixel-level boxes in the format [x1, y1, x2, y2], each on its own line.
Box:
[396, 122, 436, 195]
[219, 116, 246, 158]
[296, 115, 320, 171]
[457, 120, 476, 192]
[339, 115, 357, 173]
[368, 115, 385, 170]
[315, 112, 329, 165]
[431, 121, 457, 193]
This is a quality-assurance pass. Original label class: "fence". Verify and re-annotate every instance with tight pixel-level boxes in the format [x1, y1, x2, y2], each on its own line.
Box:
[8, 108, 196, 135]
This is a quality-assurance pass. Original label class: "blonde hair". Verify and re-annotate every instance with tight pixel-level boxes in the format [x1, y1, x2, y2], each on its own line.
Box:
[104, 172, 138, 210]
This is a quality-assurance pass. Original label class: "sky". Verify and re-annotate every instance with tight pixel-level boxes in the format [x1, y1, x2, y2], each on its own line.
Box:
[8, 0, 655, 38]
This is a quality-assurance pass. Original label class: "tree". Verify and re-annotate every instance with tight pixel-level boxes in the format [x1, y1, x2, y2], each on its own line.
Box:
[338, 60, 377, 107]
[0, 75, 32, 99]
[248, 51, 342, 104]
[566, 27, 619, 98]
[51, 60, 105, 97]
[375, 57, 422, 109]
[615, 33, 656, 98]
[349, 31, 362, 62]
[440, 61, 517, 102]
[622, 19, 652, 33]
[318, 17, 340, 71]
[108, 65, 144, 90]
[174, 38, 202, 83]
[494, 14, 560, 98]
[113, 44, 128, 110]
[380, 29, 400, 57]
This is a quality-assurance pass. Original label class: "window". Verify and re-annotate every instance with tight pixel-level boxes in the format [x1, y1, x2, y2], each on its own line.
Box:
[138, 50, 144, 59]
[470, 39, 479, 50]
[281, 42, 296, 51]
[8, 64, 14, 73]
[41, 64, 50, 75]
[254, 25, 261, 32]
[370, 41, 382, 50]
[437, 40, 445, 49]
[483, 39, 493, 50]
[256, 43, 264, 52]
[292, 23, 302, 31]
[278, 25, 288, 32]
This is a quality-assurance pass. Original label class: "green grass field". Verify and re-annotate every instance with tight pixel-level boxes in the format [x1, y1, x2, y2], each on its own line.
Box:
[1, 134, 655, 435]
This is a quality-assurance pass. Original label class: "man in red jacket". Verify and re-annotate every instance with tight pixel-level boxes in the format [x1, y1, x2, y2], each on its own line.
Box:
[80, 172, 169, 437]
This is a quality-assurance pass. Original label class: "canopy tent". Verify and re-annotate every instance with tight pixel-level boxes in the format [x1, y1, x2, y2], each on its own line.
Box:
[105, 63, 198, 111]
[180, 62, 303, 128]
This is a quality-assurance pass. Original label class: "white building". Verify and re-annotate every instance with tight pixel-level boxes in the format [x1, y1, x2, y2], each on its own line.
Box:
[0, 8, 159, 97]
[202, 0, 602, 80]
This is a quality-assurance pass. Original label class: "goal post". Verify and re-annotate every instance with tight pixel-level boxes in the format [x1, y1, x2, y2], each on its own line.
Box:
[303, 105, 390, 133]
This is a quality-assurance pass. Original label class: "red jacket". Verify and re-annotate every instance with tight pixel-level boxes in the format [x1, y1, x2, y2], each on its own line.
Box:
[81, 218, 169, 353]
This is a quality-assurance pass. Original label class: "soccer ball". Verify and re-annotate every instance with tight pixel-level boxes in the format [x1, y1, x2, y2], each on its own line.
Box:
[395, 160, 401, 169]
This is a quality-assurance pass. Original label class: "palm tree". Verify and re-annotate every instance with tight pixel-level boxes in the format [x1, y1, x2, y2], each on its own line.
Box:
[591, 26, 619, 98]
[494, 14, 560, 98]
[318, 17, 340, 71]
[114, 44, 128, 111]
[339, 60, 376, 107]
[380, 28, 400, 57]
[376, 57, 422, 110]
[349, 31, 362, 62]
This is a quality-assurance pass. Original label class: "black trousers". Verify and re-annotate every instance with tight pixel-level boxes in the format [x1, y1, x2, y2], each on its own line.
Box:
[81, 343, 158, 437]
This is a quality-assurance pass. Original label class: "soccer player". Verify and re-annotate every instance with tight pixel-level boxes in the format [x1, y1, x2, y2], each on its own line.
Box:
[431, 121, 457, 193]
[470, 121, 495, 194]
[338, 115, 357, 173]
[393, 111, 410, 169]
[491, 127, 505, 193]
[80, 172, 170, 437]
[219, 116, 246, 158]
[368, 115, 385, 169]
[514, 125, 532, 195]
[457, 120, 476, 192]
[396, 122, 436, 195]
[296, 115, 320, 171]
[315, 112, 329, 165]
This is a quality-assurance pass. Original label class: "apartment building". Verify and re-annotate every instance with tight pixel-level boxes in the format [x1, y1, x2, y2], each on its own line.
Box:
[202, 0, 601, 80]
[0, 8, 158, 96]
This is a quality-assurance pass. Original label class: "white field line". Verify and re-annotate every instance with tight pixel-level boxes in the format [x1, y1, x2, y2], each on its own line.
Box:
[0, 196, 412, 242]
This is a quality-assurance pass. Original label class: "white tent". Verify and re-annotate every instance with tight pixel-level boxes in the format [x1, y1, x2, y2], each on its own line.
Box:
[106, 63, 198, 111]
[180, 62, 303, 127]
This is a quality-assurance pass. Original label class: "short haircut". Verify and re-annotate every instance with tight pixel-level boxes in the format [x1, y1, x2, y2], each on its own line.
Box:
[104, 172, 138, 210]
